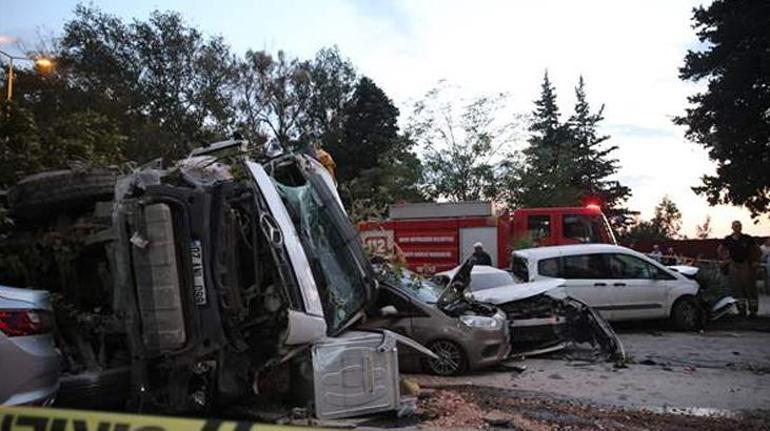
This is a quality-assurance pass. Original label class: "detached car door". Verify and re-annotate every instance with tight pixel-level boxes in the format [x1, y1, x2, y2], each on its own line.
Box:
[605, 252, 671, 320]
[544, 253, 617, 320]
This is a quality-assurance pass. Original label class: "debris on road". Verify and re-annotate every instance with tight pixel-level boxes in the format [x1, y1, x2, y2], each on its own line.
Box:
[416, 385, 770, 430]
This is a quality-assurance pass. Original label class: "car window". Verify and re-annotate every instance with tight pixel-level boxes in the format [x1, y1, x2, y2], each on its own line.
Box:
[563, 214, 601, 243]
[607, 253, 655, 279]
[376, 287, 420, 316]
[562, 254, 610, 279]
[470, 272, 514, 291]
[527, 215, 551, 241]
[511, 256, 529, 282]
[538, 257, 560, 277]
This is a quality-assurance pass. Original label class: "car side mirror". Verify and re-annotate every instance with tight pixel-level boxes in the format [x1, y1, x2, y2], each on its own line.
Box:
[379, 305, 399, 317]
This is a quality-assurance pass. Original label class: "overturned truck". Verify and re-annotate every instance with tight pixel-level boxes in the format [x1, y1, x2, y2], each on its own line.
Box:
[2, 141, 429, 418]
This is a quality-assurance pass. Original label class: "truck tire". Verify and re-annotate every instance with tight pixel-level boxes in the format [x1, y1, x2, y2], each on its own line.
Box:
[8, 169, 118, 219]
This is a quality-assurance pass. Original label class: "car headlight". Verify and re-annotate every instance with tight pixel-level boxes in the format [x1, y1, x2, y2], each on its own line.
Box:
[459, 315, 502, 330]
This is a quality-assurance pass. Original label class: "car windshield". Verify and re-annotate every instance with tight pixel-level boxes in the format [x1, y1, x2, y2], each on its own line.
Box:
[399, 272, 445, 304]
[377, 266, 444, 304]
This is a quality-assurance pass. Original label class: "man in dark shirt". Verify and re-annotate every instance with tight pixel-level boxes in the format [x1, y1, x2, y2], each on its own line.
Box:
[719, 221, 760, 317]
[472, 242, 493, 266]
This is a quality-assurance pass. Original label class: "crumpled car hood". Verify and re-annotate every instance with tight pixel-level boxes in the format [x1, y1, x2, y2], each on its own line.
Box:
[471, 279, 566, 304]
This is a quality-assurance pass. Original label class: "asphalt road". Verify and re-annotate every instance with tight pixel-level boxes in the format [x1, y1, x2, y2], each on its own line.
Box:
[410, 298, 770, 415]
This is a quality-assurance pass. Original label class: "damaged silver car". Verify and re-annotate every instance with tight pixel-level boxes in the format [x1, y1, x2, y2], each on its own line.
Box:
[440, 258, 626, 361]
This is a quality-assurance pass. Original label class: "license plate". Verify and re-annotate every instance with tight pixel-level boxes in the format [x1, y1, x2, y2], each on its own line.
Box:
[190, 240, 207, 306]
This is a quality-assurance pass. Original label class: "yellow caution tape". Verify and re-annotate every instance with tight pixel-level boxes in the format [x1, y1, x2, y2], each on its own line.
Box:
[0, 407, 307, 431]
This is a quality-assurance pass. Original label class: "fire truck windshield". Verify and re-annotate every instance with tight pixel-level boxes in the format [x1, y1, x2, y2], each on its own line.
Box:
[562, 213, 615, 244]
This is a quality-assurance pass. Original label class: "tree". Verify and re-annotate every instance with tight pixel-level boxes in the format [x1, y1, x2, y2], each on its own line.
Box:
[567, 76, 631, 220]
[510, 72, 578, 207]
[408, 84, 517, 202]
[676, 0, 770, 218]
[235, 50, 312, 147]
[332, 77, 423, 220]
[305, 46, 357, 147]
[511, 73, 631, 215]
[695, 215, 712, 239]
[621, 196, 682, 242]
[58, 6, 239, 161]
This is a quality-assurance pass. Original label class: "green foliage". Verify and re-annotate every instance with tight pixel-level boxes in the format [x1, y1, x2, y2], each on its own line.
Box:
[58, 5, 238, 161]
[333, 77, 424, 221]
[408, 84, 517, 202]
[695, 215, 712, 239]
[620, 196, 682, 242]
[0, 105, 125, 189]
[236, 49, 312, 147]
[676, 0, 770, 218]
[505, 73, 631, 229]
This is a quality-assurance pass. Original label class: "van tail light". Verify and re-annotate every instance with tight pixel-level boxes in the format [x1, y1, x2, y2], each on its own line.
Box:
[0, 310, 54, 337]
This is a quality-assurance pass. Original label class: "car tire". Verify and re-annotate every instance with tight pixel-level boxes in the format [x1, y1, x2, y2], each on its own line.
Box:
[422, 340, 468, 376]
[671, 296, 700, 331]
[8, 168, 118, 220]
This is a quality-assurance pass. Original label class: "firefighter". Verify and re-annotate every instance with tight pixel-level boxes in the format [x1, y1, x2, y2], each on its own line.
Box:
[472, 242, 493, 266]
[718, 220, 761, 318]
[315, 146, 337, 183]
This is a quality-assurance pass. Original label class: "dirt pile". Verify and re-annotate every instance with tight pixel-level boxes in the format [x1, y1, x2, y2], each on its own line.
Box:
[416, 385, 769, 430]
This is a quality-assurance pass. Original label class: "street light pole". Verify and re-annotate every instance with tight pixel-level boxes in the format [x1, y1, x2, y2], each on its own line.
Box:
[1, 48, 54, 104]
[6, 56, 13, 102]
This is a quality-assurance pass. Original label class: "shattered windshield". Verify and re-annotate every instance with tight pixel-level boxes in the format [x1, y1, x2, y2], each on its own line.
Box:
[274, 181, 369, 334]
[377, 265, 444, 304]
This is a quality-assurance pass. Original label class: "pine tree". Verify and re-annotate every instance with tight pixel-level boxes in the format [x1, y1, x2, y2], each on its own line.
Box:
[567, 77, 630, 221]
[511, 72, 579, 207]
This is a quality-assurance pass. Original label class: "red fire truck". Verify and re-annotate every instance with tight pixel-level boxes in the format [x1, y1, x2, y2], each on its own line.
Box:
[358, 201, 616, 274]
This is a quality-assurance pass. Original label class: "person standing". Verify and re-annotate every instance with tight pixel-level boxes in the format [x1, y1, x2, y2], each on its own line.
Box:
[718, 221, 760, 317]
[472, 242, 493, 266]
[649, 245, 663, 263]
[761, 237, 770, 297]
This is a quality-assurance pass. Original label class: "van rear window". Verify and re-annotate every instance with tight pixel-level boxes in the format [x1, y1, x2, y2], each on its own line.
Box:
[511, 256, 529, 282]
[538, 257, 561, 277]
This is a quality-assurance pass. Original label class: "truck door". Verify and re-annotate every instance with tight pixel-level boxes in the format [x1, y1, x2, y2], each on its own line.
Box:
[525, 214, 554, 246]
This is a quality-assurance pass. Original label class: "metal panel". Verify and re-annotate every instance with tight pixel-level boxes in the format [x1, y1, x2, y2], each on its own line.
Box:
[311, 331, 400, 419]
[389, 201, 493, 219]
[131, 203, 186, 352]
[460, 226, 498, 266]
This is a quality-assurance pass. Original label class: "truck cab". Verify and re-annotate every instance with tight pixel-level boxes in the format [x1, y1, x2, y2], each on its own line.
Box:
[511, 206, 616, 248]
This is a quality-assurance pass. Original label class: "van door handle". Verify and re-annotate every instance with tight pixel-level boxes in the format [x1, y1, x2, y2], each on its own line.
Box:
[613, 282, 626, 287]
[594, 282, 607, 286]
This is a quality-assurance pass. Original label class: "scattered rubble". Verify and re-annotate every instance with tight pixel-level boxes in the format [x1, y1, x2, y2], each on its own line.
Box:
[413, 385, 770, 430]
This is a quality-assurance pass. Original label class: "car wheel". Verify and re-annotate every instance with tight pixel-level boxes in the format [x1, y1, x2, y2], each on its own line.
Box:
[671, 296, 700, 331]
[423, 340, 468, 376]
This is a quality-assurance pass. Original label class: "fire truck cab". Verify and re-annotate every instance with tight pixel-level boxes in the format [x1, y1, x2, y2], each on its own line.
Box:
[358, 202, 616, 274]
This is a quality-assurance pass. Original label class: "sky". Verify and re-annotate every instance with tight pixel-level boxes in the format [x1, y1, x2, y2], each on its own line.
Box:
[2, 0, 768, 237]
